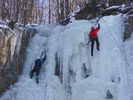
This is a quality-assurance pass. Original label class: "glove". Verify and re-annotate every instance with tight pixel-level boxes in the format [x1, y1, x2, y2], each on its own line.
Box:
[45, 54, 47, 58]
[98, 24, 100, 29]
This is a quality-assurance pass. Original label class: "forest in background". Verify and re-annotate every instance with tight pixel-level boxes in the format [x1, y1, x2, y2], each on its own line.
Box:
[0, 0, 132, 25]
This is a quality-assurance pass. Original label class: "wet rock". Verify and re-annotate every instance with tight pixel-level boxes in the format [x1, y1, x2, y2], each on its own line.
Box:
[127, 15, 133, 25]
[0, 24, 36, 96]
[123, 15, 133, 41]
[106, 90, 113, 99]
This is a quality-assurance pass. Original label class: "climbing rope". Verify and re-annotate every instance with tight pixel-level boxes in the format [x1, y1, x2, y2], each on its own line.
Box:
[44, 76, 47, 100]
[102, 17, 133, 86]
[103, 18, 130, 71]
[98, 1, 133, 76]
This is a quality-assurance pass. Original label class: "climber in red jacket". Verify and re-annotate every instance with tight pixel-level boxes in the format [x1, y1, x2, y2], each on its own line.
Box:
[89, 24, 100, 56]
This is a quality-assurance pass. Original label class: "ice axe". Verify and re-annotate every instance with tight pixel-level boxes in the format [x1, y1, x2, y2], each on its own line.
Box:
[87, 40, 90, 45]
[96, 15, 102, 24]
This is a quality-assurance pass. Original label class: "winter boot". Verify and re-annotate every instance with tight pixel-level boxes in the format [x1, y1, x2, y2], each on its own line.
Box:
[97, 47, 100, 51]
[91, 51, 93, 56]
[36, 79, 39, 84]
[97, 46, 100, 51]
[30, 72, 33, 79]
[36, 76, 39, 84]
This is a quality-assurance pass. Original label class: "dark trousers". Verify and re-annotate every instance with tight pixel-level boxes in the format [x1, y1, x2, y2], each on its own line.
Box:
[30, 66, 41, 78]
[91, 38, 99, 56]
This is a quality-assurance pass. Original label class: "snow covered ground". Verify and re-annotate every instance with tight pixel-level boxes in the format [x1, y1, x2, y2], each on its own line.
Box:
[0, 15, 131, 100]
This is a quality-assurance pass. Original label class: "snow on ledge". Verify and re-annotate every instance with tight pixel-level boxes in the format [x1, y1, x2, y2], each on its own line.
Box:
[106, 5, 120, 10]
[0, 24, 8, 29]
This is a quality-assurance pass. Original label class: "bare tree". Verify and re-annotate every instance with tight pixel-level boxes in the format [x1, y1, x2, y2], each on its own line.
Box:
[49, 0, 51, 23]
[65, 0, 70, 17]
[2, 0, 130, 24]
[56, 0, 60, 22]
[1, 0, 6, 19]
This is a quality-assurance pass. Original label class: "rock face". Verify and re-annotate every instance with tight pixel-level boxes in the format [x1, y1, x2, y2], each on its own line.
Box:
[0, 25, 35, 96]
[123, 22, 133, 41]
[123, 13, 133, 41]
[75, 6, 93, 20]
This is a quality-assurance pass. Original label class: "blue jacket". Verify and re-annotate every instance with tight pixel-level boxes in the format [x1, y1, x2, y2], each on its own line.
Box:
[35, 55, 47, 67]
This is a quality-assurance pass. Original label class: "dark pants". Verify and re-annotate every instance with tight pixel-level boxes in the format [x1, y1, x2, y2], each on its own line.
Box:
[31, 66, 41, 75]
[91, 38, 99, 56]
[30, 66, 41, 80]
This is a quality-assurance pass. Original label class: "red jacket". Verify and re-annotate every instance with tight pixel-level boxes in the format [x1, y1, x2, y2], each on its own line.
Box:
[89, 24, 100, 39]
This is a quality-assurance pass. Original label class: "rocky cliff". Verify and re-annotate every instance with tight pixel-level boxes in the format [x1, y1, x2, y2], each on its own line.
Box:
[0, 23, 36, 96]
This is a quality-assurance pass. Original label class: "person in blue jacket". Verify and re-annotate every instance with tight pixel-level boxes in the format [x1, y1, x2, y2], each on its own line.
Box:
[30, 54, 47, 83]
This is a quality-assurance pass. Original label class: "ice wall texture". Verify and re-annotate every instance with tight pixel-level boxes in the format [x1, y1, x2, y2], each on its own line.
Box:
[0, 15, 131, 100]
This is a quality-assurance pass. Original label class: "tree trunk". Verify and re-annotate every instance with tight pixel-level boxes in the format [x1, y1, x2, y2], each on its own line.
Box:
[2, 0, 6, 19]
[49, 0, 51, 24]
[60, 0, 64, 21]
[56, 0, 60, 22]
[65, 0, 70, 17]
